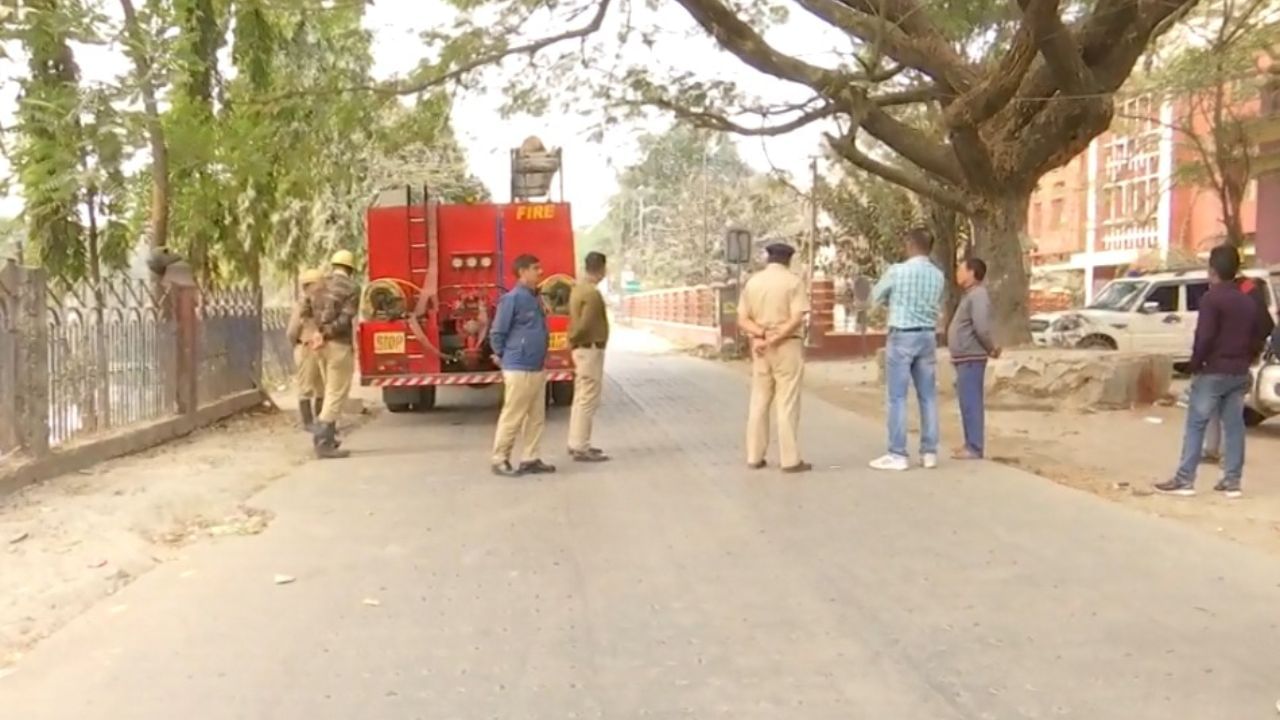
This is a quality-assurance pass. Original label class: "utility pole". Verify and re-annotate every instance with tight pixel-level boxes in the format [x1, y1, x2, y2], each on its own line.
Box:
[808, 156, 820, 282]
[701, 135, 711, 284]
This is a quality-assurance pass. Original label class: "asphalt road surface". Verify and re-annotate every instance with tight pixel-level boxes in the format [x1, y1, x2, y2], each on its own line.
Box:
[3, 340, 1280, 719]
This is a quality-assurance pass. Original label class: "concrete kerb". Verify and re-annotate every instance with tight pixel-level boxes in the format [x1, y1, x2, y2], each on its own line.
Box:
[0, 390, 268, 496]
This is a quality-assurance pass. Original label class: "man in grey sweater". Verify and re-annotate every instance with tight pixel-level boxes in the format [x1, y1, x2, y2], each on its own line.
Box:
[948, 258, 1000, 459]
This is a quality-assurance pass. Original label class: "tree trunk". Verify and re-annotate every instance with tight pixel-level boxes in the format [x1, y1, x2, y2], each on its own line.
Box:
[971, 192, 1033, 346]
[925, 202, 961, 326]
[119, 0, 170, 252]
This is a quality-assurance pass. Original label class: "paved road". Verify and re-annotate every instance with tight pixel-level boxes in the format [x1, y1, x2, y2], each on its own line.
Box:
[3, 340, 1280, 719]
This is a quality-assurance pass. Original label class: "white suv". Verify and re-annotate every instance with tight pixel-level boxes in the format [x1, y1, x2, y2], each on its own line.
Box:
[1031, 267, 1277, 361]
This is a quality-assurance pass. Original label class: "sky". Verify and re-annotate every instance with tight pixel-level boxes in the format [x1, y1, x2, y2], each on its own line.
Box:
[0, 0, 848, 228]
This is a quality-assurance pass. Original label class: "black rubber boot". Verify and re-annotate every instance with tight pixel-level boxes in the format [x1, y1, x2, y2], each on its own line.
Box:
[298, 399, 316, 432]
[314, 422, 350, 459]
[311, 399, 341, 449]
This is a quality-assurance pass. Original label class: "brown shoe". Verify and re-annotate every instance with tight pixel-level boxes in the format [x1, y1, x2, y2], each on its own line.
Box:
[747, 460, 766, 470]
[780, 462, 812, 474]
[951, 448, 982, 460]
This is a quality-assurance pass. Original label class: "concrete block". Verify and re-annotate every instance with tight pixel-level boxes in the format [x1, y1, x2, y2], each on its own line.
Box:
[874, 348, 1172, 409]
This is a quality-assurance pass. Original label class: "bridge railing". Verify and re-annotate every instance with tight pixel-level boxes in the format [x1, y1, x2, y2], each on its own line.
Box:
[621, 277, 914, 359]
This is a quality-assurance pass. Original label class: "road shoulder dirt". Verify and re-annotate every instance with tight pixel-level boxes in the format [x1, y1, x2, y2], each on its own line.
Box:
[0, 399, 372, 668]
[801, 358, 1280, 557]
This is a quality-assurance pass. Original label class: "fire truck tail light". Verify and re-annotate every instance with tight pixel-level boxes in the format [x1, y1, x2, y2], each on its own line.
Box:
[466, 256, 479, 268]
[450, 257, 464, 269]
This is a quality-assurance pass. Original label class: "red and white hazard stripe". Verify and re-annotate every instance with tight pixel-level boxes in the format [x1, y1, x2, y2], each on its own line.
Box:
[364, 370, 574, 387]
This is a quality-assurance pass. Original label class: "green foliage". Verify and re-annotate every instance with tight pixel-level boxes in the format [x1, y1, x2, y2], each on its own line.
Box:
[4, 0, 489, 288]
[601, 124, 805, 287]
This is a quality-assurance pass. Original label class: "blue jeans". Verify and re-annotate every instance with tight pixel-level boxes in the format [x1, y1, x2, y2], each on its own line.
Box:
[954, 360, 987, 456]
[1175, 374, 1249, 488]
[885, 331, 939, 457]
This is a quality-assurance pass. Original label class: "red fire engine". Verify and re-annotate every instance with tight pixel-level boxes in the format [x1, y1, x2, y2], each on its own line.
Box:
[357, 138, 577, 412]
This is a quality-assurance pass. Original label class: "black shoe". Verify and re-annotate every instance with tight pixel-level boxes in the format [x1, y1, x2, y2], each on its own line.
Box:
[314, 423, 350, 459]
[1153, 480, 1195, 497]
[781, 461, 813, 474]
[747, 460, 766, 470]
[570, 449, 610, 462]
[298, 400, 316, 432]
[519, 459, 557, 474]
[1213, 481, 1243, 499]
[492, 461, 520, 477]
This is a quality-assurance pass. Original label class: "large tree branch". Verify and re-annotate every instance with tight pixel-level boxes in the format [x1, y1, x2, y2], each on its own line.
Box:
[652, 99, 839, 136]
[381, 0, 612, 95]
[870, 83, 945, 106]
[1018, 0, 1099, 96]
[824, 131, 974, 213]
[944, 20, 1037, 126]
[793, 0, 976, 90]
[671, 0, 964, 184]
[674, 0, 844, 90]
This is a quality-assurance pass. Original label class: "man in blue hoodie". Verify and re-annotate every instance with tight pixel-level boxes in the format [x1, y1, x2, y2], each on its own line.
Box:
[490, 254, 554, 477]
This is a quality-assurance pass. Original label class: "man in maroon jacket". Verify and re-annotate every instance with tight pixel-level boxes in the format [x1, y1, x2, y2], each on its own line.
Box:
[1199, 273, 1275, 462]
[1156, 246, 1259, 499]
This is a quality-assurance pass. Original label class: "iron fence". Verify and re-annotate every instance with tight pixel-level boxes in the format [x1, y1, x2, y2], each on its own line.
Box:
[0, 273, 17, 455]
[45, 278, 176, 447]
[0, 261, 289, 461]
[197, 287, 262, 406]
[261, 306, 296, 388]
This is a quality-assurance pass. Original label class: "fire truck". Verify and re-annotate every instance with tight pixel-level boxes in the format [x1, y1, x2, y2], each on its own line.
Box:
[356, 138, 577, 412]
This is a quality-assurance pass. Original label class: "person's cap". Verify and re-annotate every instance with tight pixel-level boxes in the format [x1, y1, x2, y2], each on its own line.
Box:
[765, 242, 796, 261]
[300, 268, 324, 285]
[330, 249, 355, 268]
[145, 249, 196, 288]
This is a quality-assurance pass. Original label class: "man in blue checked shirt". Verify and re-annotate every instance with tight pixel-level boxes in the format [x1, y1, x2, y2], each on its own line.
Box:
[869, 228, 945, 472]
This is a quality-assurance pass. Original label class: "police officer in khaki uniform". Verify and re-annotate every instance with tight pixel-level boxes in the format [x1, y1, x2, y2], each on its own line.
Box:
[305, 250, 360, 459]
[738, 242, 811, 473]
[287, 268, 327, 431]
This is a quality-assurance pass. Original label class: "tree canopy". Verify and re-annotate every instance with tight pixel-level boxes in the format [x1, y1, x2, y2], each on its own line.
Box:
[587, 124, 806, 288]
[400, 0, 1204, 340]
[1, 0, 487, 286]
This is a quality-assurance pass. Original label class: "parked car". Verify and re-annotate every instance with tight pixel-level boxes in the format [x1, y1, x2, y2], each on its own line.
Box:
[1249, 341, 1280, 425]
[1030, 266, 1278, 362]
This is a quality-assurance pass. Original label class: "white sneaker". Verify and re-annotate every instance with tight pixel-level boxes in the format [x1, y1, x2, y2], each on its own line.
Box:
[921, 453, 938, 469]
[869, 454, 910, 471]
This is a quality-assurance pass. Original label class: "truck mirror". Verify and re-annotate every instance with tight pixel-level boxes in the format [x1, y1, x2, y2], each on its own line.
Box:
[725, 228, 752, 265]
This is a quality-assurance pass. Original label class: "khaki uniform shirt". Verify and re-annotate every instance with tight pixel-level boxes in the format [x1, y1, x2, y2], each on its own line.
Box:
[738, 263, 809, 338]
[568, 281, 610, 347]
[286, 292, 320, 346]
[304, 272, 360, 344]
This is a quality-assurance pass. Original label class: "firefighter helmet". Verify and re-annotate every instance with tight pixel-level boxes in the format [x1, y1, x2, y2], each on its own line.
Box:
[330, 249, 355, 269]
[300, 268, 323, 286]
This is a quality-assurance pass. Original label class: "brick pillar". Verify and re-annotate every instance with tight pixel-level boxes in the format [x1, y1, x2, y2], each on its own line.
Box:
[808, 277, 835, 346]
[173, 286, 199, 416]
[1, 263, 50, 456]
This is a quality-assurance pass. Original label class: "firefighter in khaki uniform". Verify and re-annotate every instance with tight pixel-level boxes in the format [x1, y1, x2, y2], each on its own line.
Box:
[305, 250, 360, 459]
[286, 268, 327, 431]
[566, 251, 610, 462]
[738, 242, 811, 474]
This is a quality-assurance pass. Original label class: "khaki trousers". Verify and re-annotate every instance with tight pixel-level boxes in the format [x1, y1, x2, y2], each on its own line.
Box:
[316, 341, 354, 423]
[293, 344, 327, 399]
[492, 370, 547, 464]
[746, 339, 804, 467]
[568, 347, 605, 451]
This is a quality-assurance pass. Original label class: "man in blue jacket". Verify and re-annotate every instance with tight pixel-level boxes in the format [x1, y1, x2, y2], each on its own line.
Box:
[490, 254, 555, 477]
